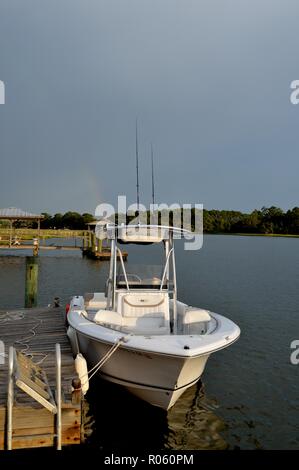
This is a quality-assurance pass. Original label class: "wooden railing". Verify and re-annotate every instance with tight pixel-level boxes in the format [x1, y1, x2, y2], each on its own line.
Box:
[0, 228, 88, 239]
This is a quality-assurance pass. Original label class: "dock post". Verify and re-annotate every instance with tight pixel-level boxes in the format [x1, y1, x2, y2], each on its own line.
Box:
[9, 220, 13, 248]
[83, 232, 87, 250]
[25, 256, 39, 308]
[92, 233, 96, 252]
[37, 219, 40, 246]
[55, 343, 62, 450]
[33, 237, 39, 256]
[72, 378, 82, 405]
[7, 346, 14, 450]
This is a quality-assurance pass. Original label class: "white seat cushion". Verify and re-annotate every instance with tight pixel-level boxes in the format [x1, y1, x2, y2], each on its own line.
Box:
[122, 293, 166, 318]
[94, 309, 122, 328]
[183, 308, 211, 324]
[121, 316, 169, 335]
[86, 293, 107, 309]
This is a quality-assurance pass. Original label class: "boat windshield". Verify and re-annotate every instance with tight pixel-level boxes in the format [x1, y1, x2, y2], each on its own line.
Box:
[116, 264, 166, 289]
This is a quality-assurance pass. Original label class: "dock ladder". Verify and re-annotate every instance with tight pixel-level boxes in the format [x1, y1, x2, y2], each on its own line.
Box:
[6, 343, 62, 450]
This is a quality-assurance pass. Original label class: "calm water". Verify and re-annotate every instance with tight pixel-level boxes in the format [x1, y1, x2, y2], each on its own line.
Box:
[0, 235, 298, 450]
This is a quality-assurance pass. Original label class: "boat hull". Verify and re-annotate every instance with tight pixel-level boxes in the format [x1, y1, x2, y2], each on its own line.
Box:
[74, 329, 210, 410]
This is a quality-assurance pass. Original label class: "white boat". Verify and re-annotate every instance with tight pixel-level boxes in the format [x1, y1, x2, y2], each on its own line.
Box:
[67, 224, 240, 410]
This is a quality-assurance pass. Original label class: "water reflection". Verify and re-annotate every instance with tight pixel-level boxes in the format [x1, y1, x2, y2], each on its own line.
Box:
[85, 377, 168, 449]
[84, 378, 227, 450]
[166, 382, 227, 450]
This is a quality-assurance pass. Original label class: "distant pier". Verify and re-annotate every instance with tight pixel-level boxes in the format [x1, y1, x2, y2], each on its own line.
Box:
[0, 245, 81, 251]
[82, 247, 128, 261]
[0, 227, 128, 260]
[82, 228, 128, 261]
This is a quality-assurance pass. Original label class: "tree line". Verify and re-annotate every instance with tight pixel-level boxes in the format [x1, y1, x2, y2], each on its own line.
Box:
[0, 212, 94, 230]
[200, 206, 299, 235]
[1, 207, 298, 235]
[127, 206, 299, 235]
[40, 212, 94, 230]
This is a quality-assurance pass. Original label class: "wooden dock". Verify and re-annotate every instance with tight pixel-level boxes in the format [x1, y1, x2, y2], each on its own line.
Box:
[82, 248, 128, 261]
[0, 245, 81, 251]
[0, 307, 84, 450]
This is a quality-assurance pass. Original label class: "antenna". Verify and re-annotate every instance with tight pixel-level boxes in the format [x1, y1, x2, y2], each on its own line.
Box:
[135, 119, 140, 223]
[151, 143, 155, 207]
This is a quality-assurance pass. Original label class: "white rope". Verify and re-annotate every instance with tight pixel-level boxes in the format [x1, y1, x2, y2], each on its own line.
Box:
[80, 336, 127, 382]
[0, 311, 24, 323]
[14, 319, 48, 365]
[0, 311, 48, 365]
[88, 341, 122, 380]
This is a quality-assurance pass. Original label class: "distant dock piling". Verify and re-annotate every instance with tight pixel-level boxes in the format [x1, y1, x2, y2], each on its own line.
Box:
[83, 231, 128, 260]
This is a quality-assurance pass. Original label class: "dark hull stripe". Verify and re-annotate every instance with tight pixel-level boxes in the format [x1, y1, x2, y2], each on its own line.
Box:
[98, 371, 201, 392]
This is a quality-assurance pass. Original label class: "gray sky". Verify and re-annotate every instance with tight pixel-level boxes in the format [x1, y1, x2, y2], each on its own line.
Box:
[0, 0, 298, 214]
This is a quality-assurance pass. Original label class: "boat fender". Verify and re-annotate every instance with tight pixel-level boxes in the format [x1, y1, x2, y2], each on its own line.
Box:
[75, 353, 89, 395]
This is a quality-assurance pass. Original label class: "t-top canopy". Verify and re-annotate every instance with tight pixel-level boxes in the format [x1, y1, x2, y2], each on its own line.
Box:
[106, 224, 192, 244]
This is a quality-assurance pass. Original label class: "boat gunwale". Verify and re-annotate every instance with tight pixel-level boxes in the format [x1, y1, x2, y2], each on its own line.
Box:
[67, 312, 240, 359]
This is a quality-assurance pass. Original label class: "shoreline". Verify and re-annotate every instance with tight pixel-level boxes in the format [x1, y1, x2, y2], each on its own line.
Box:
[206, 232, 299, 239]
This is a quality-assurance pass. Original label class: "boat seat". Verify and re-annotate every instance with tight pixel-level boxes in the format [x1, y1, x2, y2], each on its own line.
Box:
[182, 308, 211, 335]
[90, 293, 171, 335]
[92, 309, 169, 335]
[85, 293, 107, 309]
[183, 308, 211, 324]
[121, 315, 169, 335]
[120, 293, 170, 335]
[93, 310, 123, 330]
[122, 293, 167, 317]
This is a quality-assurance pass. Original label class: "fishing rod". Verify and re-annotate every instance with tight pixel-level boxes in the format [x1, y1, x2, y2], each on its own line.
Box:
[135, 119, 140, 224]
[151, 143, 155, 208]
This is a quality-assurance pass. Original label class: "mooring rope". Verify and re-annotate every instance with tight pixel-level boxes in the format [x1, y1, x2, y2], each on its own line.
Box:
[14, 319, 48, 365]
[0, 311, 48, 364]
[0, 311, 25, 323]
[80, 336, 128, 382]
